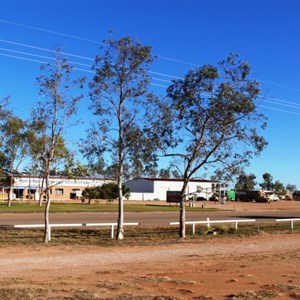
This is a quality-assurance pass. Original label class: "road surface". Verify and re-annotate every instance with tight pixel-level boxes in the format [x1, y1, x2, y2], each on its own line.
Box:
[1, 200, 300, 227]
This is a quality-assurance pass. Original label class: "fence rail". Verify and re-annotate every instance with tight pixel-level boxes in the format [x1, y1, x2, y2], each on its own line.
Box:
[14, 222, 140, 240]
[12, 218, 300, 241]
[170, 217, 256, 234]
[276, 218, 300, 229]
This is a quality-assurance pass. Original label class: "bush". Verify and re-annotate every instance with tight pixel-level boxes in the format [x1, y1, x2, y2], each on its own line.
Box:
[82, 183, 130, 202]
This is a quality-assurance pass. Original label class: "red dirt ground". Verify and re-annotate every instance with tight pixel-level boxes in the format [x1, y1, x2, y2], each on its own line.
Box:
[0, 201, 300, 300]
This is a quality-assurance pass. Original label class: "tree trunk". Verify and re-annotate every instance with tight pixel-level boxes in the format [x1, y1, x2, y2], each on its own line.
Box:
[179, 198, 186, 238]
[38, 194, 43, 207]
[7, 190, 11, 207]
[179, 181, 188, 238]
[116, 174, 124, 240]
[7, 176, 13, 207]
[38, 178, 45, 207]
[43, 173, 51, 243]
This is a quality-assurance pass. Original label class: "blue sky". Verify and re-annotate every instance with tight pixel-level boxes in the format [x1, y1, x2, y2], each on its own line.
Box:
[0, 0, 299, 188]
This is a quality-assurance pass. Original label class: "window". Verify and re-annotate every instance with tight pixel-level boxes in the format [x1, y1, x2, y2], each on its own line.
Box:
[55, 188, 64, 195]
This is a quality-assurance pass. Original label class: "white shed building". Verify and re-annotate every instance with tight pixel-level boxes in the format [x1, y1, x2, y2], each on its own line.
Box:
[124, 178, 218, 201]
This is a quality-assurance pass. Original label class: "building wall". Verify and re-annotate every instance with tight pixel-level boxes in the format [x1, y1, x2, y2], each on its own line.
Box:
[10, 176, 113, 201]
[129, 192, 156, 201]
[125, 178, 216, 201]
[123, 179, 154, 193]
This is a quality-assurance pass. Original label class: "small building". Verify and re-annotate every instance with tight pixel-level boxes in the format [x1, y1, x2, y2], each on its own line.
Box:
[3, 175, 113, 201]
[124, 177, 219, 201]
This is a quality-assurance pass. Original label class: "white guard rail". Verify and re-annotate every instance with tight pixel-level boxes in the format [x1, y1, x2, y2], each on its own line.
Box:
[276, 218, 300, 229]
[14, 222, 140, 241]
[170, 217, 256, 235]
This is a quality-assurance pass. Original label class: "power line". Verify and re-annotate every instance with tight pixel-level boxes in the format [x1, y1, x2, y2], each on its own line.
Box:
[0, 51, 171, 84]
[1, 49, 299, 114]
[258, 95, 300, 109]
[259, 105, 300, 116]
[0, 19, 100, 45]
[4, 18, 300, 94]
[0, 38, 94, 61]
[0, 52, 46, 64]
[1, 36, 300, 97]
[1, 18, 300, 93]
[0, 19, 200, 68]
[0, 47, 92, 68]
[0, 38, 183, 80]
[254, 78, 300, 93]
[0, 39, 299, 114]
[2, 39, 299, 110]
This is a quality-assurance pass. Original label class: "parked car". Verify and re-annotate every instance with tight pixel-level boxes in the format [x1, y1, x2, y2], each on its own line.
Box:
[188, 193, 207, 201]
[209, 194, 219, 202]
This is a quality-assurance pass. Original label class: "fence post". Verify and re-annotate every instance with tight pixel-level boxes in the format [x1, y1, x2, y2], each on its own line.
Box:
[192, 223, 195, 235]
[235, 221, 238, 230]
[207, 217, 210, 228]
[111, 224, 114, 238]
[291, 220, 294, 230]
[48, 225, 51, 242]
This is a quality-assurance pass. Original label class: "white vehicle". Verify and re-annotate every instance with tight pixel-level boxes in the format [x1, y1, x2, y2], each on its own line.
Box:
[267, 193, 280, 201]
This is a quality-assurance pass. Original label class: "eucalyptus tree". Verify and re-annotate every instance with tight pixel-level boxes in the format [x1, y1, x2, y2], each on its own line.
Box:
[159, 168, 171, 178]
[88, 36, 159, 240]
[0, 97, 24, 205]
[273, 180, 286, 194]
[30, 51, 85, 243]
[162, 53, 267, 238]
[0, 115, 30, 206]
[259, 172, 274, 191]
[286, 184, 296, 193]
[235, 172, 257, 190]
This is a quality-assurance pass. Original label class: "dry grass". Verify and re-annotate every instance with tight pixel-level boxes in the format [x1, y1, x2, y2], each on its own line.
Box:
[0, 222, 299, 248]
[227, 289, 280, 299]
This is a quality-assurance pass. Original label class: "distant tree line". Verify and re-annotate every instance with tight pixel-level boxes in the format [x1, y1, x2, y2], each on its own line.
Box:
[235, 171, 297, 194]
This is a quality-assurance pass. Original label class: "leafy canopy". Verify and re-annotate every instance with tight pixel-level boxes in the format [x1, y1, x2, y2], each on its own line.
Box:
[163, 53, 267, 182]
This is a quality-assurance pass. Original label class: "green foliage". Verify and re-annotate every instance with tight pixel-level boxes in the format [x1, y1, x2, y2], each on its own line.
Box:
[29, 50, 85, 242]
[259, 172, 274, 191]
[0, 174, 12, 187]
[86, 35, 162, 239]
[159, 168, 171, 178]
[82, 186, 101, 200]
[273, 180, 286, 194]
[82, 183, 131, 200]
[61, 161, 91, 178]
[164, 53, 267, 183]
[286, 184, 297, 193]
[86, 35, 160, 181]
[157, 53, 268, 237]
[0, 115, 29, 170]
[235, 172, 257, 190]
[29, 50, 85, 175]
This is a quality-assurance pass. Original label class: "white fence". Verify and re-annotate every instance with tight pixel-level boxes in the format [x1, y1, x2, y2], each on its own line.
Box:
[14, 222, 140, 241]
[170, 217, 256, 234]
[12, 218, 300, 240]
[276, 218, 300, 229]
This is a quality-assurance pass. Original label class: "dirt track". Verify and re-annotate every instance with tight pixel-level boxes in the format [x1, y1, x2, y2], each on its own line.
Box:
[0, 201, 300, 299]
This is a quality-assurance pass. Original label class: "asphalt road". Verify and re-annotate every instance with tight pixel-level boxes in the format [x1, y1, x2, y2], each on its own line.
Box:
[1, 209, 300, 228]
